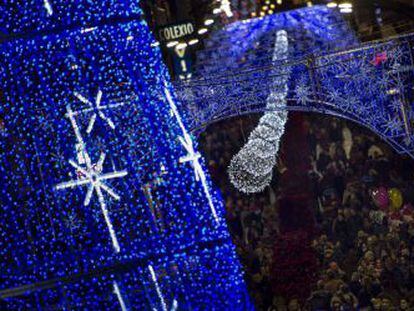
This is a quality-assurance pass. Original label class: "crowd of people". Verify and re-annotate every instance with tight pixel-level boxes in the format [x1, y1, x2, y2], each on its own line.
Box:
[306, 115, 414, 311]
[200, 113, 414, 310]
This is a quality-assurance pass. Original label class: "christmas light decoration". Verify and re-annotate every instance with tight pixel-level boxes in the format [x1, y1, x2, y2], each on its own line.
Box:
[113, 281, 128, 311]
[198, 28, 208, 35]
[148, 265, 179, 311]
[228, 30, 289, 193]
[204, 19, 215, 26]
[220, 0, 234, 18]
[175, 6, 414, 159]
[43, 0, 53, 16]
[55, 105, 128, 253]
[71, 90, 126, 134]
[327, 2, 338, 8]
[0, 1, 252, 309]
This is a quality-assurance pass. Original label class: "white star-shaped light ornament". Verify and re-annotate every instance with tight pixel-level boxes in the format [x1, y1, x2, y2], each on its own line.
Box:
[70, 89, 125, 134]
[55, 152, 127, 208]
[55, 105, 128, 253]
[164, 85, 219, 223]
[384, 116, 404, 135]
[178, 133, 202, 181]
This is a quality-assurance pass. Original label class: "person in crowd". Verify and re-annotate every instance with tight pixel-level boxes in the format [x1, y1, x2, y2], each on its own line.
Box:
[306, 280, 332, 310]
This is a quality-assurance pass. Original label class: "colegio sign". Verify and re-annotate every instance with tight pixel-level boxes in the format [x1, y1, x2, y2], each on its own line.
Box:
[157, 21, 195, 42]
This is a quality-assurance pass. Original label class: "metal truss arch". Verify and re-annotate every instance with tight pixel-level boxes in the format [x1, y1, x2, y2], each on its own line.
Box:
[188, 100, 409, 158]
[174, 30, 414, 158]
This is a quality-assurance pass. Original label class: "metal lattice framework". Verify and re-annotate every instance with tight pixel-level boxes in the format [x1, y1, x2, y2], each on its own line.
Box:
[174, 9, 414, 158]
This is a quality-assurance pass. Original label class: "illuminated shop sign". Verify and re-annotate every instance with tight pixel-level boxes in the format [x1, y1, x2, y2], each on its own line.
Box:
[157, 21, 195, 42]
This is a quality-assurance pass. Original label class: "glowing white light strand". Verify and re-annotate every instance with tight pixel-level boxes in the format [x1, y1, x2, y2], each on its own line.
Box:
[55, 105, 128, 253]
[81, 27, 98, 33]
[220, 0, 233, 17]
[113, 281, 128, 311]
[68, 90, 125, 134]
[43, 0, 53, 16]
[149, 265, 167, 311]
[164, 86, 219, 223]
[148, 265, 178, 311]
[228, 30, 289, 193]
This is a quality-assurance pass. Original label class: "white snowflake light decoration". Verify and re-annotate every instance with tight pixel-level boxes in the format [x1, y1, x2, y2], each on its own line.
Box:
[55, 105, 128, 253]
[69, 89, 125, 134]
[164, 85, 219, 223]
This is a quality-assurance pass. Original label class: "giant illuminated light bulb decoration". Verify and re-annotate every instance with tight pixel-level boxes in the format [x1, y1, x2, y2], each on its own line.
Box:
[228, 30, 289, 193]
